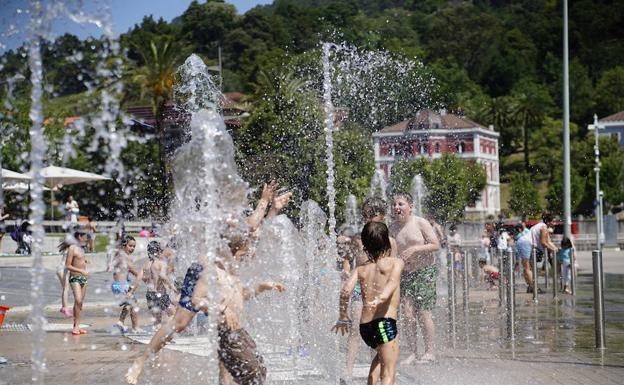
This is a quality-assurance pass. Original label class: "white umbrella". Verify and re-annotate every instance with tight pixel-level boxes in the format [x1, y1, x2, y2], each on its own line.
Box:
[34, 165, 110, 188]
[1, 168, 32, 182]
[2, 183, 50, 193]
[30, 166, 111, 220]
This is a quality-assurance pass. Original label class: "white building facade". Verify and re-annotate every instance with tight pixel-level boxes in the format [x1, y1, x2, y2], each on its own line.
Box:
[372, 109, 501, 215]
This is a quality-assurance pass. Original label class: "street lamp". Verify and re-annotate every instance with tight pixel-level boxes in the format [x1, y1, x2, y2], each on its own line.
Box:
[588, 114, 605, 250]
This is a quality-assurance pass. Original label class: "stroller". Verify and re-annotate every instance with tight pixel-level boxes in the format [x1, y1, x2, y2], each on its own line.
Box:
[10, 221, 33, 255]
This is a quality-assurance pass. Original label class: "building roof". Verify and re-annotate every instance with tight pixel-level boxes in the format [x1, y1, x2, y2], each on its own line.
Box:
[600, 111, 624, 123]
[378, 109, 489, 134]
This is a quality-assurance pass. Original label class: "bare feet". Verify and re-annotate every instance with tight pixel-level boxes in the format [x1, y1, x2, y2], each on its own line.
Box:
[400, 353, 417, 366]
[125, 358, 145, 385]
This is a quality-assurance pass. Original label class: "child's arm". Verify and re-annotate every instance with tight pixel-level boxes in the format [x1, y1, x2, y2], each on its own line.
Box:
[267, 191, 292, 218]
[246, 181, 277, 231]
[65, 246, 87, 275]
[370, 259, 404, 306]
[128, 264, 144, 296]
[127, 256, 139, 278]
[243, 281, 286, 300]
[332, 269, 359, 335]
[156, 261, 178, 293]
[399, 219, 440, 263]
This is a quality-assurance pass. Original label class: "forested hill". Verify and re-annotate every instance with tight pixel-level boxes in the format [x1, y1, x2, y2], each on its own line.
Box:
[1, 0, 624, 218]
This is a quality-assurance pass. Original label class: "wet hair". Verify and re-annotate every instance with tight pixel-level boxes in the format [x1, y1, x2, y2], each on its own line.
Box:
[362, 197, 387, 219]
[121, 235, 135, 247]
[542, 212, 554, 224]
[561, 236, 573, 249]
[392, 192, 413, 204]
[449, 224, 457, 232]
[58, 230, 87, 253]
[361, 222, 391, 262]
[147, 241, 163, 260]
[478, 258, 487, 265]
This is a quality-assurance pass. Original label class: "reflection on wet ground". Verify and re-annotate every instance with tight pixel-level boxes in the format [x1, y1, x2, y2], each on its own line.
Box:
[434, 273, 624, 368]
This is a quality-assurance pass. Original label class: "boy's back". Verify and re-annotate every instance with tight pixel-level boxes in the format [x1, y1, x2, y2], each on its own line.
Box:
[358, 257, 403, 323]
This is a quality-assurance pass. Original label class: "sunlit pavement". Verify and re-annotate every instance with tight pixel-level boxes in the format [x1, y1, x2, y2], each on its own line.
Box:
[1, 268, 623, 385]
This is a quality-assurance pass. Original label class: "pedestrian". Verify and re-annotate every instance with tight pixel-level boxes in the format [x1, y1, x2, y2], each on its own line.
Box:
[84, 220, 97, 253]
[0, 204, 8, 253]
[138, 226, 149, 238]
[528, 212, 559, 294]
[56, 232, 74, 318]
[333, 221, 404, 385]
[514, 221, 535, 291]
[65, 195, 79, 224]
[389, 192, 440, 364]
[60, 230, 89, 335]
[558, 237, 574, 294]
[479, 232, 491, 264]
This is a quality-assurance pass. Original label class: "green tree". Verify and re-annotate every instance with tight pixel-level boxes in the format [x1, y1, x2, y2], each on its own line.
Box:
[510, 79, 554, 172]
[545, 167, 585, 215]
[389, 154, 486, 223]
[595, 66, 624, 117]
[508, 171, 541, 217]
[127, 36, 186, 216]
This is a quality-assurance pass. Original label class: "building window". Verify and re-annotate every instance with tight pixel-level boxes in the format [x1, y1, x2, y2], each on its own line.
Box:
[434, 143, 440, 153]
[456, 141, 465, 153]
[419, 142, 428, 154]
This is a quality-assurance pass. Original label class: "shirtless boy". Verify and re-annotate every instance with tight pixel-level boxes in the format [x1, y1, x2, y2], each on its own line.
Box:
[340, 197, 396, 384]
[132, 241, 177, 330]
[126, 182, 291, 385]
[333, 221, 404, 385]
[62, 230, 89, 335]
[478, 259, 500, 290]
[111, 235, 141, 333]
[389, 193, 439, 364]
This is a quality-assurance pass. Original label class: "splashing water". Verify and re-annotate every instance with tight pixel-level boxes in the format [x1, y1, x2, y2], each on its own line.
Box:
[369, 169, 388, 201]
[411, 174, 426, 217]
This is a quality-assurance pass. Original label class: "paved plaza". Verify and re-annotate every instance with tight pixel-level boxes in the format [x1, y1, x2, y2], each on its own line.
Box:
[0, 250, 623, 384]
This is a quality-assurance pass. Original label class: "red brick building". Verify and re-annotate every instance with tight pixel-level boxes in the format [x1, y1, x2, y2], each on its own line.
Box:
[372, 109, 500, 215]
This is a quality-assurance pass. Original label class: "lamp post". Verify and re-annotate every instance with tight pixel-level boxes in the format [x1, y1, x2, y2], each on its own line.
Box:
[562, 0, 572, 239]
[588, 114, 605, 250]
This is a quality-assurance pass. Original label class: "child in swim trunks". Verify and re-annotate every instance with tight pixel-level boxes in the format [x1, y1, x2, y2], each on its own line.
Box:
[478, 258, 499, 290]
[333, 222, 404, 385]
[111, 235, 141, 333]
[61, 230, 89, 335]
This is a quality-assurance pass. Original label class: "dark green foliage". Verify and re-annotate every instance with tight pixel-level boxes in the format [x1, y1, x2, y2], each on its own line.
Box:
[389, 154, 487, 223]
[508, 171, 541, 217]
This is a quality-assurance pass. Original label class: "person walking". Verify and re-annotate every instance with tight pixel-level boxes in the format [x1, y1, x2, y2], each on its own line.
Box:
[528, 212, 559, 294]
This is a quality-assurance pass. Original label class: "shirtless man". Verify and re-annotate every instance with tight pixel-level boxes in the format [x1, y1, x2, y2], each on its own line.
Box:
[111, 235, 141, 333]
[389, 193, 440, 364]
[132, 241, 177, 330]
[340, 197, 397, 384]
[333, 221, 404, 385]
[62, 230, 89, 335]
[126, 182, 291, 385]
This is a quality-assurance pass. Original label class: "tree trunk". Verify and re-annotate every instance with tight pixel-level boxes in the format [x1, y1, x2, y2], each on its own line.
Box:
[156, 101, 170, 219]
[523, 123, 530, 172]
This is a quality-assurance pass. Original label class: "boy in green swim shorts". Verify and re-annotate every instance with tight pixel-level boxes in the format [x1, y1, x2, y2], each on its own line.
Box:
[61, 230, 89, 335]
[389, 193, 440, 364]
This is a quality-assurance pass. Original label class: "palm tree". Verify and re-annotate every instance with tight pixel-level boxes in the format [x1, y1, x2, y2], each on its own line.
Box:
[510, 93, 545, 172]
[128, 36, 184, 216]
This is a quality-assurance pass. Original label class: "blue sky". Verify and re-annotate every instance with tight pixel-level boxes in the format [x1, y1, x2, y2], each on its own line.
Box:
[0, 0, 273, 52]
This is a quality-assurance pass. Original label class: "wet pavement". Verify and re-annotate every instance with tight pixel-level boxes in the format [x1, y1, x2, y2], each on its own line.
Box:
[1, 265, 623, 384]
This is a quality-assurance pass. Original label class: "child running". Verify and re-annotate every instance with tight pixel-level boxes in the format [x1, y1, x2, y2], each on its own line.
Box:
[132, 241, 178, 330]
[333, 222, 404, 385]
[111, 235, 142, 333]
[478, 258, 500, 290]
[339, 197, 396, 385]
[126, 181, 291, 385]
[61, 229, 89, 335]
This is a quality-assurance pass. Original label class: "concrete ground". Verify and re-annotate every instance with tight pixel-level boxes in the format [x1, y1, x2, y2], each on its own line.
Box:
[0, 249, 623, 384]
